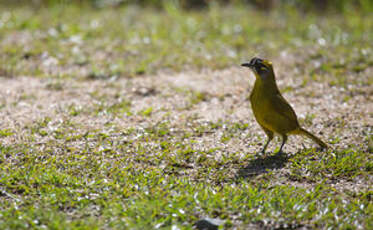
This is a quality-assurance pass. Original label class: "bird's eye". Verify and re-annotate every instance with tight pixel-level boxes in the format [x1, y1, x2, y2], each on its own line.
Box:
[255, 64, 267, 73]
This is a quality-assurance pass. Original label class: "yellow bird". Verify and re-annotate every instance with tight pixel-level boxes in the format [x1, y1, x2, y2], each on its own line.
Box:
[241, 57, 328, 153]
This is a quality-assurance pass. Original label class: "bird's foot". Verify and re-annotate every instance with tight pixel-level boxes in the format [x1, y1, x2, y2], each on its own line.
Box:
[275, 150, 286, 157]
[258, 149, 266, 157]
[315, 146, 326, 152]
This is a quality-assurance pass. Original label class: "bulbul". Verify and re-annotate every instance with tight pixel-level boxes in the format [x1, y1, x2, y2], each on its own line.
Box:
[241, 57, 328, 153]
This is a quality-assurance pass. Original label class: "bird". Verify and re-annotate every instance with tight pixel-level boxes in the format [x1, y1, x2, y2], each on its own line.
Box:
[241, 57, 328, 154]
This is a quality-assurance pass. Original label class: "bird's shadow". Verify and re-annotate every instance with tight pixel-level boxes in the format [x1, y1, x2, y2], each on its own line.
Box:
[237, 152, 292, 178]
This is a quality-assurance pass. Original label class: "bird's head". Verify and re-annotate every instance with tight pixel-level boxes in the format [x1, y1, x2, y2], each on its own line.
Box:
[241, 57, 274, 80]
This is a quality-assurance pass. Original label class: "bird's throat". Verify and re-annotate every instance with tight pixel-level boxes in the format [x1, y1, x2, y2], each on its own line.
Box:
[253, 75, 279, 94]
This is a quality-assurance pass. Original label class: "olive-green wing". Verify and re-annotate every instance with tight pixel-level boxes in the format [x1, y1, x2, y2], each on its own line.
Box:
[271, 93, 299, 124]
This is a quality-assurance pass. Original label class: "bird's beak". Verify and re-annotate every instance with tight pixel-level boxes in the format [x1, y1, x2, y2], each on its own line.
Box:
[241, 62, 252, 68]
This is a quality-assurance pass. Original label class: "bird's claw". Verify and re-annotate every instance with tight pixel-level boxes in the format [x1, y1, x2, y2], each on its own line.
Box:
[258, 149, 266, 157]
[275, 150, 285, 157]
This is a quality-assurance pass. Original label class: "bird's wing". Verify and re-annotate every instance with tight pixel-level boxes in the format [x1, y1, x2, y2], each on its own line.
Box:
[271, 93, 299, 124]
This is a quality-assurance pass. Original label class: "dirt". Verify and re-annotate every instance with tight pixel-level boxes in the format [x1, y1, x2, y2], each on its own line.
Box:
[0, 64, 372, 191]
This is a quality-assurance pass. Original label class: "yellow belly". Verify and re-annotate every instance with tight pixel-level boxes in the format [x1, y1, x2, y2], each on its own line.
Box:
[250, 89, 299, 135]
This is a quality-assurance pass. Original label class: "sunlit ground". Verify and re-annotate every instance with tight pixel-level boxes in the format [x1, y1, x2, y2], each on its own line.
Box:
[0, 4, 372, 229]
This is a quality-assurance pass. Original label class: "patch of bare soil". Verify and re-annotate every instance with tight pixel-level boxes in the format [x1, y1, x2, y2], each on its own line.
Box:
[0, 64, 372, 191]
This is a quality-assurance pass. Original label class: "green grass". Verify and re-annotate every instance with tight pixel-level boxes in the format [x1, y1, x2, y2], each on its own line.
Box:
[0, 4, 372, 81]
[0, 3, 372, 229]
[1, 119, 372, 229]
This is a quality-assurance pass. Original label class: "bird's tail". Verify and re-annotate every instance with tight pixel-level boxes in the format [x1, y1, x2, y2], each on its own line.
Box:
[295, 128, 328, 149]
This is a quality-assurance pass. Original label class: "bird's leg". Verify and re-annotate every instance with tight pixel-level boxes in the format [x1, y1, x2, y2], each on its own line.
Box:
[260, 138, 271, 154]
[260, 129, 273, 154]
[278, 135, 288, 154]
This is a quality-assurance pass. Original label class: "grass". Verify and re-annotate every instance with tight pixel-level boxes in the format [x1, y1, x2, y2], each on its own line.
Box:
[0, 3, 372, 230]
[1, 119, 371, 229]
[0, 4, 372, 80]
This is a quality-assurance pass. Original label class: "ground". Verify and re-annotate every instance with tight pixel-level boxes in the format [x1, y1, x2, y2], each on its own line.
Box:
[0, 4, 372, 230]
